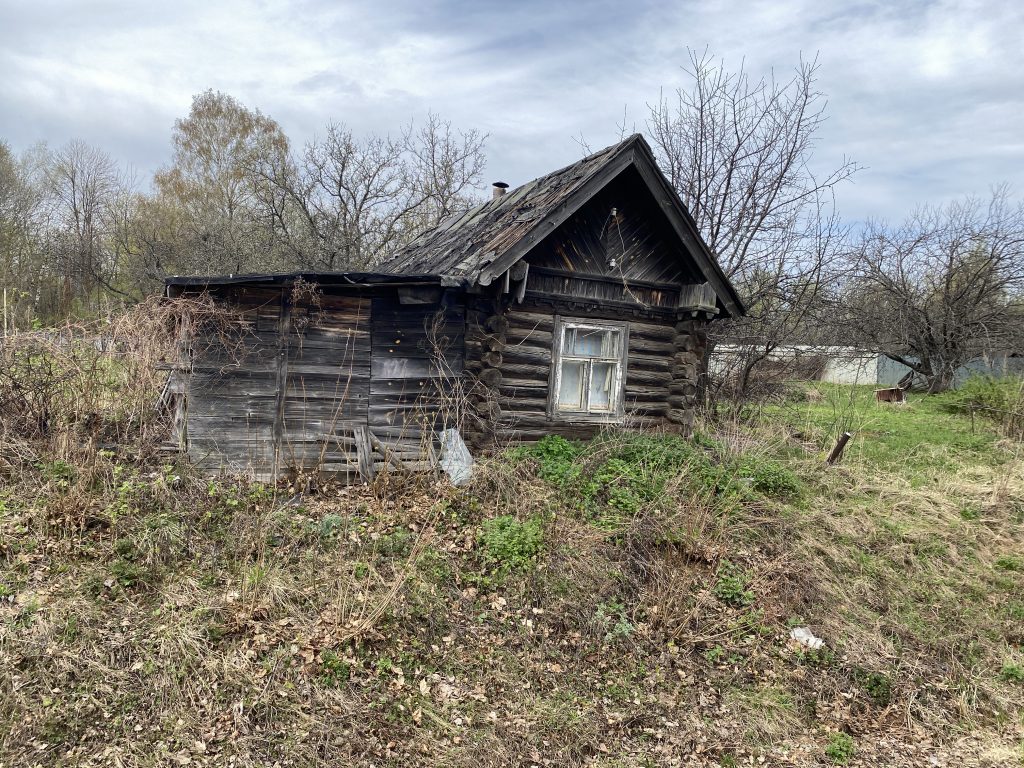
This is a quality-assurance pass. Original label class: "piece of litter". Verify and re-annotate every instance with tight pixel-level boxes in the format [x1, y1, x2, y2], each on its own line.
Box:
[438, 428, 474, 486]
[789, 626, 824, 650]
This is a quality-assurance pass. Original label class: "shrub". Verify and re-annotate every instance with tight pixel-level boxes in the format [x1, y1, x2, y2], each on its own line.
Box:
[941, 375, 1024, 438]
[480, 514, 545, 572]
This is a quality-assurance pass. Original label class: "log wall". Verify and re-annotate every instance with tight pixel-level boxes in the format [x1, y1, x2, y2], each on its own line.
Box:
[462, 296, 705, 444]
[181, 282, 706, 475]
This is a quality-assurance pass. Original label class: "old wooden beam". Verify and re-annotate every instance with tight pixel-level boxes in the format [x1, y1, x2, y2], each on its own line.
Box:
[368, 431, 412, 475]
[353, 425, 375, 481]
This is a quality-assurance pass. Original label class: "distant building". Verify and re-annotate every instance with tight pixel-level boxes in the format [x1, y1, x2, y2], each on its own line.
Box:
[711, 344, 1024, 387]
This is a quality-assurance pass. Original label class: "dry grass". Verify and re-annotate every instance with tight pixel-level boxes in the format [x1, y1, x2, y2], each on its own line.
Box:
[1, 326, 1023, 766]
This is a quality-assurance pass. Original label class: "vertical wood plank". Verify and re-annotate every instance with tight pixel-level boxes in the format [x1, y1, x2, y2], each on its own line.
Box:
[353, 425, 375, 481]
[272, 289, 290, 478]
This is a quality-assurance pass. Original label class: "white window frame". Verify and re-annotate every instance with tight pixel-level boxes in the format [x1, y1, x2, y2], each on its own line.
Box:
[548, 316, 629, 419]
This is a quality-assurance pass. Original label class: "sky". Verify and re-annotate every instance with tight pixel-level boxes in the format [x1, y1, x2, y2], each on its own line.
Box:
[1, 0, 1022, 225]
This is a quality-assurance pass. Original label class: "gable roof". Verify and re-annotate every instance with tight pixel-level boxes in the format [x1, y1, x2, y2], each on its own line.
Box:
[382, 134, 744, 317]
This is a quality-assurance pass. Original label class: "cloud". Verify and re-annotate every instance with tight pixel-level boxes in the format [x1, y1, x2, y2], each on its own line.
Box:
[0, 0, 1021, 224]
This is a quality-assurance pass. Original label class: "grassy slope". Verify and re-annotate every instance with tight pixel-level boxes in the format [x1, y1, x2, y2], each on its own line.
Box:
[1, 385, 1023, 767]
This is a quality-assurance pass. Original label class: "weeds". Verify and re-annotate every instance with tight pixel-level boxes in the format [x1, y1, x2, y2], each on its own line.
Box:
[1000, 663, 1024, 684]
[2, 377, 1023, 765]
[713, 561, 755, 607]
[479, 514, 545, 573]
[825, 732, 855, 764]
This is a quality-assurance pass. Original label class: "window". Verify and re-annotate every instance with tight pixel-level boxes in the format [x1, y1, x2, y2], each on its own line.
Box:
[550, 318, 628, 417]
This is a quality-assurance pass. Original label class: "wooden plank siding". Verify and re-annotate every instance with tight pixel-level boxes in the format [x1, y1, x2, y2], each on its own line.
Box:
[186, 287, 285, 476]
[181, 284, 465, 479]
[279, 294, 370, 477]
[367, 294, 466, 461]
[523, 167, 702, 286]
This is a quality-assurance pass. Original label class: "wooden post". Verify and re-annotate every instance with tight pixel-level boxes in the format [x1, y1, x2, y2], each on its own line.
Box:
[826, 432, 853, 465]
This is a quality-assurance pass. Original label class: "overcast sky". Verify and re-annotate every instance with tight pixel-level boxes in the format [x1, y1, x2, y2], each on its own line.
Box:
[1, 0, 1021, 225]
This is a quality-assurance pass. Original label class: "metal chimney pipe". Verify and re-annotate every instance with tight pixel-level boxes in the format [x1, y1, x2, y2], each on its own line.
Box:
[492, 181, 509, 199]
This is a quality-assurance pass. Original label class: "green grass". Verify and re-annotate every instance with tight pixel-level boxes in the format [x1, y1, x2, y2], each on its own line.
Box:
[766, 383, 1010, 480]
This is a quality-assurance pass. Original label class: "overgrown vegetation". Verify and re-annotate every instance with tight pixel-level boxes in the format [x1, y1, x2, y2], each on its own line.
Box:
[1, 375, 1023, 765]
[941, 374, 1024, 439]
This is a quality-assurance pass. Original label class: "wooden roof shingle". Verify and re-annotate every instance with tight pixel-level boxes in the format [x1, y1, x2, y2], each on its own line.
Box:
[381, 134, 745, 317]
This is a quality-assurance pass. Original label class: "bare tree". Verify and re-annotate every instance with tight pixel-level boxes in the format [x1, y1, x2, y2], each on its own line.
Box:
[841, 188, 1024, 392]
[646, 50, 858, 408]
[258, 114, 487, 270]
[43, 140, 132, 313]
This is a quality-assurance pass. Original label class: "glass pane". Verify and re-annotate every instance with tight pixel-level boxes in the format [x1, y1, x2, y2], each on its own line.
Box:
[573, 328, 607, 357]
[589, 362, 616, 410]
[561, 328, 575, 355]
[557, 360, 585, 409]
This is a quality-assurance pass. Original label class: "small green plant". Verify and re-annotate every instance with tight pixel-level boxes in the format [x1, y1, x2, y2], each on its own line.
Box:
[959, 504, 981, 521]
[14, 599, 39, 628]
[737, 456, 802, 499]
[854, 668, 892, 705]
[995, 555, 1024, 572]
[318, 513, 344, 541]
[825, 732, 855, 764]
[60, 614, 80, 644]
[713, 561, 754, 607]
[511, 435, 583, 485]
[794, 646, 836, 668]
[480, 514, 545, 572]
[113, 538, 136, 560]
[416, 546, 451, 583]
[704, 645, 726, 664]
[377, 528, 414, 558]
[320, 651, 351, 687]
[594, 600, 634, 645]
[999, 662, 1024, 684]
[110, 559, 145, 589]
[37, 459, 74, 484]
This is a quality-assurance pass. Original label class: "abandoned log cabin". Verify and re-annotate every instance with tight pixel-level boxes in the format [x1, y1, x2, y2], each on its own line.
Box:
[164, 134, 744, 480]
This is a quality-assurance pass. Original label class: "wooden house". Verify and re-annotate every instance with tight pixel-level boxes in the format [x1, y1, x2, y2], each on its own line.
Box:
[164, 134, 743, 480]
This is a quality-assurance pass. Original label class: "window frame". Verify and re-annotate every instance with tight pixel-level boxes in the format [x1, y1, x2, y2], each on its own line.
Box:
[547, 316, 629, 420]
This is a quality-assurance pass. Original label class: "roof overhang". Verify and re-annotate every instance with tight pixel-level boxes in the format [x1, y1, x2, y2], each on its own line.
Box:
[474, 137, 745, 318]
[164, 271, 465, 292]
